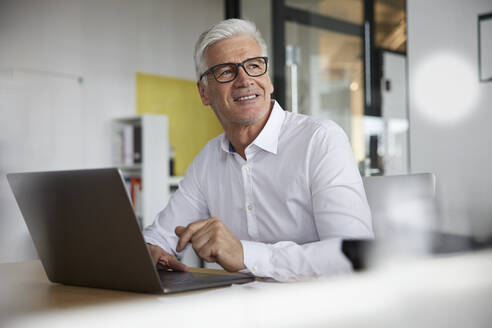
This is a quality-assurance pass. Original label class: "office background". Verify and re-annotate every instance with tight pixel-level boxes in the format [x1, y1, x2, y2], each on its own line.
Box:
[0, 0, 491, 264]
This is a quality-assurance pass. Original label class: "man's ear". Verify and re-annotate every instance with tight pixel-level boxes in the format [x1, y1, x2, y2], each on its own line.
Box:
[197, 81, 210, 106]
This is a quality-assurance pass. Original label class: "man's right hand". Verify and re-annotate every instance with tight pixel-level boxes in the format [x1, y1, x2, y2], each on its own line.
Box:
[147, 243, 188, 272]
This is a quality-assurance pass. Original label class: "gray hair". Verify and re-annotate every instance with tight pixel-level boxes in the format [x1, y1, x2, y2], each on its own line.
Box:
[194, 19, 268, 83]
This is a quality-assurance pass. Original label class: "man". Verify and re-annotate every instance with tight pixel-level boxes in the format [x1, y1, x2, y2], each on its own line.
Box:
[144, 19, 373, 282]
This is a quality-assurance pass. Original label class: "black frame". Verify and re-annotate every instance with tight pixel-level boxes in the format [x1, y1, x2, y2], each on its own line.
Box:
[199, 56, 269, 83]
[225, 0, 241, 19]
[363, 0, 377, 116]
[478, 12, 492, 83]
[271, 0, 381, 116]
[272, 0, 286, 108]
[272, 0, 364, 109]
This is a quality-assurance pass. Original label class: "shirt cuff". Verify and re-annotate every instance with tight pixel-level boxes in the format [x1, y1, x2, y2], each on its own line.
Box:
[240, 240, 273, 277]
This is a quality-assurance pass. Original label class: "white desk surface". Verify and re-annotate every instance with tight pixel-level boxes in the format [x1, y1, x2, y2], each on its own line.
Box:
[1, 250, 492, 328]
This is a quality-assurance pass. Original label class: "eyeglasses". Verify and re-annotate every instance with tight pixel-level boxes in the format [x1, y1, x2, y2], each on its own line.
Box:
[200, 56, 268, 83]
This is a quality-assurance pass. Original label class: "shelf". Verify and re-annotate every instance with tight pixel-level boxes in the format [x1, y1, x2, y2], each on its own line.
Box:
[118, 164, 142, 172]
[112, 114, 169, 228]
[113, 116, 142, 126]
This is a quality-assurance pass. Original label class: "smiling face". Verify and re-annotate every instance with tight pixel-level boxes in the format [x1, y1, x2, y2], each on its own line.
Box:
[197, 35, 274, 129]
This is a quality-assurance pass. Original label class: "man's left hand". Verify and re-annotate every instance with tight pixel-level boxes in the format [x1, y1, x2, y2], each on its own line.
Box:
[175, 217, 246, 272]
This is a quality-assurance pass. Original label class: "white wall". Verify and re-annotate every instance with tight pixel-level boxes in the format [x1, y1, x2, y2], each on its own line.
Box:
[407, 0, 492, 237]
[0, 0, 222, 263]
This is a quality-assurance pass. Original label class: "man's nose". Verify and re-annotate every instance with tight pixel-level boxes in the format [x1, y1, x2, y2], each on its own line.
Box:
[233, 66, 252, 86]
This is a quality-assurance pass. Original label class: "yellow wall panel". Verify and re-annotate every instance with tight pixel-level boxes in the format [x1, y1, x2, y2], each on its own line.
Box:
[136, 72, 223, 176]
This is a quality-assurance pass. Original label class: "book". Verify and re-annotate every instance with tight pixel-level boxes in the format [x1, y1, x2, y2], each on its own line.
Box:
[122, 125, 134, 166]
[133, 126, 142, 164]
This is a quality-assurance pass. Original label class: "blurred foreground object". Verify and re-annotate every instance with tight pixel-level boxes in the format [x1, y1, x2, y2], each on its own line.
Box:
[343, 173, 492, 269]
[2, 249, 492, 328]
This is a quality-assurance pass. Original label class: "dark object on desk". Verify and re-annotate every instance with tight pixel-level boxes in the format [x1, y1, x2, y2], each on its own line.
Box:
[7, 168, 254, 294]
[342, 240, 372, 270]
[343, 232, 492, 271]
[369, 135, 383, 175]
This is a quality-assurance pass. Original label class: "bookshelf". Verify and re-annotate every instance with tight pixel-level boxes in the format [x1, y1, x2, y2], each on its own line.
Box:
[112, 114, 182, 229]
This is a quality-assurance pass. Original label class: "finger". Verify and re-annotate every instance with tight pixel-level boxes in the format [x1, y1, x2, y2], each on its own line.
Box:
[195, 238, 218, 263]
[147, 244, 163, 265]
[167, 256, 188, 272]
[175, 226, 186, 237]
[189, 221, 217, 250]
[188, 217, 221, 244]
[175, 219, 212, 252]
[156, 262, 166, 270]
[158, 255, 188, 272]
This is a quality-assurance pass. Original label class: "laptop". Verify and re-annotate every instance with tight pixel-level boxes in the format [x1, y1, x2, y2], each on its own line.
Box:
[7, 168, 254, 294]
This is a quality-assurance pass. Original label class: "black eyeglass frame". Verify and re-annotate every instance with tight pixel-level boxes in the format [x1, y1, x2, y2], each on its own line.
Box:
[199, 56, 269, 83]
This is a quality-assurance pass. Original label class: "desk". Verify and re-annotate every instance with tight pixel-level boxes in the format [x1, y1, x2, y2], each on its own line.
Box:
[1, 251, 492, 328]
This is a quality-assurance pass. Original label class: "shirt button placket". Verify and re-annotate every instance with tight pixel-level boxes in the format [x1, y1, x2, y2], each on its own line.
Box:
[242, 164, 259, 240]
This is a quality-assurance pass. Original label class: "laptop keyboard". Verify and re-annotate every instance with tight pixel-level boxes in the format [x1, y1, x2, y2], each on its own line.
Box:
[158, 270, 246, 286]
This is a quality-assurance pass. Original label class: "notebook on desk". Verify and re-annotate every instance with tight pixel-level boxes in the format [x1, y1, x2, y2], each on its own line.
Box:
[7, 168, 254, 294]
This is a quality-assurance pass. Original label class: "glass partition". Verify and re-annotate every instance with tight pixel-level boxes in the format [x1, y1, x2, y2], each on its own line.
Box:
[246, 0, 408, 176]
[285, 22, 365, 162]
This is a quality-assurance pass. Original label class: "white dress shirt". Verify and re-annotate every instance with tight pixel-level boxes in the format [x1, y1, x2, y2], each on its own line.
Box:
[143, 101, 373, 282]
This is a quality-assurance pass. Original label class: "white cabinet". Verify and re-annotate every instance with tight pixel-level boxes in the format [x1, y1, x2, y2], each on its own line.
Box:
[111, 114, 181, 229]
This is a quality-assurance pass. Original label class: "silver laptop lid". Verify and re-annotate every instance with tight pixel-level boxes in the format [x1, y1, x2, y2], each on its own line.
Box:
[7, 168, 163, 293]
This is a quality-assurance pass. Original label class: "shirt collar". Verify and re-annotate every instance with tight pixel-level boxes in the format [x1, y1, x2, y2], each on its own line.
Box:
[251, 100, 285, 155]
[220, 100, 286, 155]
[220, 133, 233, 153]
